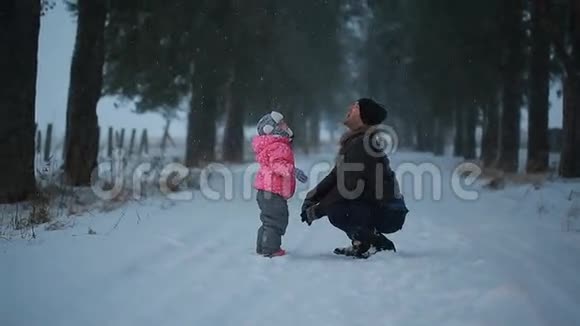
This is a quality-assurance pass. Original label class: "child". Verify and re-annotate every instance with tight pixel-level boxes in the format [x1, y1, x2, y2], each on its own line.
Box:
[252, 111, 308, 257]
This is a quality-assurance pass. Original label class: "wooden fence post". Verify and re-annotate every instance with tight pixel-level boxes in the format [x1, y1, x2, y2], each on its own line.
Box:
[128, 128, 137, 156]
[36, 130, 42, 154]
[138, 129, 149, 155]
[118, 128, 125, 149]
[43, 123, 52, 162]
[107, 127, 113, 157]
[161, 131, 167, 153]
[144, 129, 148, 154]
[96, 126, 101, 154]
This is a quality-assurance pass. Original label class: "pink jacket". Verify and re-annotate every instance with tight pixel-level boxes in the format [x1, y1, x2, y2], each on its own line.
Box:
[252, 135, 296, 199]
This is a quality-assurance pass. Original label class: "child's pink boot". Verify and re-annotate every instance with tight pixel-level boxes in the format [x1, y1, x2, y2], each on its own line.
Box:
[264, 249, 286, 258]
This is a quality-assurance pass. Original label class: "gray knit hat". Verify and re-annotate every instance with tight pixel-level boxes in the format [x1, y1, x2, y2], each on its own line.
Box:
[256, 111, 294, 139]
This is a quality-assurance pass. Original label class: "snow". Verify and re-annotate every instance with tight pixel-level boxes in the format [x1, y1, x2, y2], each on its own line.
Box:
[2, 151, 580, 326]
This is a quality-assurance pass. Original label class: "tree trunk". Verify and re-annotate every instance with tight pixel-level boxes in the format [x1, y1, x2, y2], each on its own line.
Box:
[287, 107, 308, 154]
[309, 109, 321, 151]
[559, 0, 580, 177]
[0, 0, 39, 203]
[559, 74, 580, 177]
[432, 118, 445, 156]
[497, 0, 525, 173]
[160, 120, 170, 154]
[63, 0, 107, 186]
[222, 82, 245, 163]
[453, 108, 465, 157]
[481, 103, 500, 168]
[185, 82, 218, 167]
[463, 107, 477, 160]
[128, 128, 136, 156]
[415, 121, 425, 151]
[415, 118, 433, 152]
[527, 0, 551, 173]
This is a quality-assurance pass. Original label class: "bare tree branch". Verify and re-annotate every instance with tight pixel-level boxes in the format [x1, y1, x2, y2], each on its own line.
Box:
[105, 209, 127, 235]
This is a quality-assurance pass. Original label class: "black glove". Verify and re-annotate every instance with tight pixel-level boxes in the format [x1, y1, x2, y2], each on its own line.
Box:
[301, 197, 317, 213]
[301, 204, 321, 226]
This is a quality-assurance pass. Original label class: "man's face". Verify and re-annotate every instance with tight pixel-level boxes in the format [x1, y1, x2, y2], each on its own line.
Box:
[343, 101, 363, 130]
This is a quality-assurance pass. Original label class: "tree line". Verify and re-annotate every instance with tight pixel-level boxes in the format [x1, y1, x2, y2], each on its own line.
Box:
[0, 0, 578, 204]
[1, 0, 345, 203]
[367, 0, 580, 177]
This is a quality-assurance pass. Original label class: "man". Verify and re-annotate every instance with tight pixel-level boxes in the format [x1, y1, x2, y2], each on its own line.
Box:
[300, 98, 408, 258]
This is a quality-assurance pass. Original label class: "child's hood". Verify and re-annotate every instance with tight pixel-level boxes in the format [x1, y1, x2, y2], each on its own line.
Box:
[252, 135, 292, 155]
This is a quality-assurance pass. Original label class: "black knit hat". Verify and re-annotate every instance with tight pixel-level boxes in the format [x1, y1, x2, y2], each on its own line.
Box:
[357, 98, 387, 126]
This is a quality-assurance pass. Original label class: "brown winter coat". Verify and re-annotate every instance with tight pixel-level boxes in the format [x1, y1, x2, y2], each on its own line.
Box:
[305, 126, 396, 212]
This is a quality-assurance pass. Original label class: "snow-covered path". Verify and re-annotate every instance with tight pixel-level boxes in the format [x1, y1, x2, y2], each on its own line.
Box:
[2, 152, 580, 326]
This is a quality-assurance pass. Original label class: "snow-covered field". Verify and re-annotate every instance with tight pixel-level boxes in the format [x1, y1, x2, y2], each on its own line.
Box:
[2, 151, 580, 326]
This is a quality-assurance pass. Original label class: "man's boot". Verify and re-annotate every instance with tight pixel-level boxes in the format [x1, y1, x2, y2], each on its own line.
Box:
[333, 240, 372, 258]
[334, 228, 374, 258]
[372, 229, 396, 252]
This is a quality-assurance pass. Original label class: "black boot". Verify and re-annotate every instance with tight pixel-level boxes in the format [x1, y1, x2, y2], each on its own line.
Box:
[352, 240, 373, 258]
[333, 240, 372, 259]
[334, 227, 375, 258]
[372, 230, 396, 252]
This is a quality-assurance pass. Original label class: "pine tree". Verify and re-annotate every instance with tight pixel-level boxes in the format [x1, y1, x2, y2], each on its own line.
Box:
[63, 0, 107, 186]
[497, 0, 526, 173]
[527, 0, 551, 173]
[481, 101, 500, 167]
[0, 0, 40, 203]
[557, 0, 580, 177]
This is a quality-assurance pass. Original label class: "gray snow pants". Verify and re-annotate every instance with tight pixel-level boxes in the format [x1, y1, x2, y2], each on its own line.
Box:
[256, 190, 289, 255]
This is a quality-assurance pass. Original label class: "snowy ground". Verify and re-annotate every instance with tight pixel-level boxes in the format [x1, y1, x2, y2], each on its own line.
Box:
[2, 151, 580, 326]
